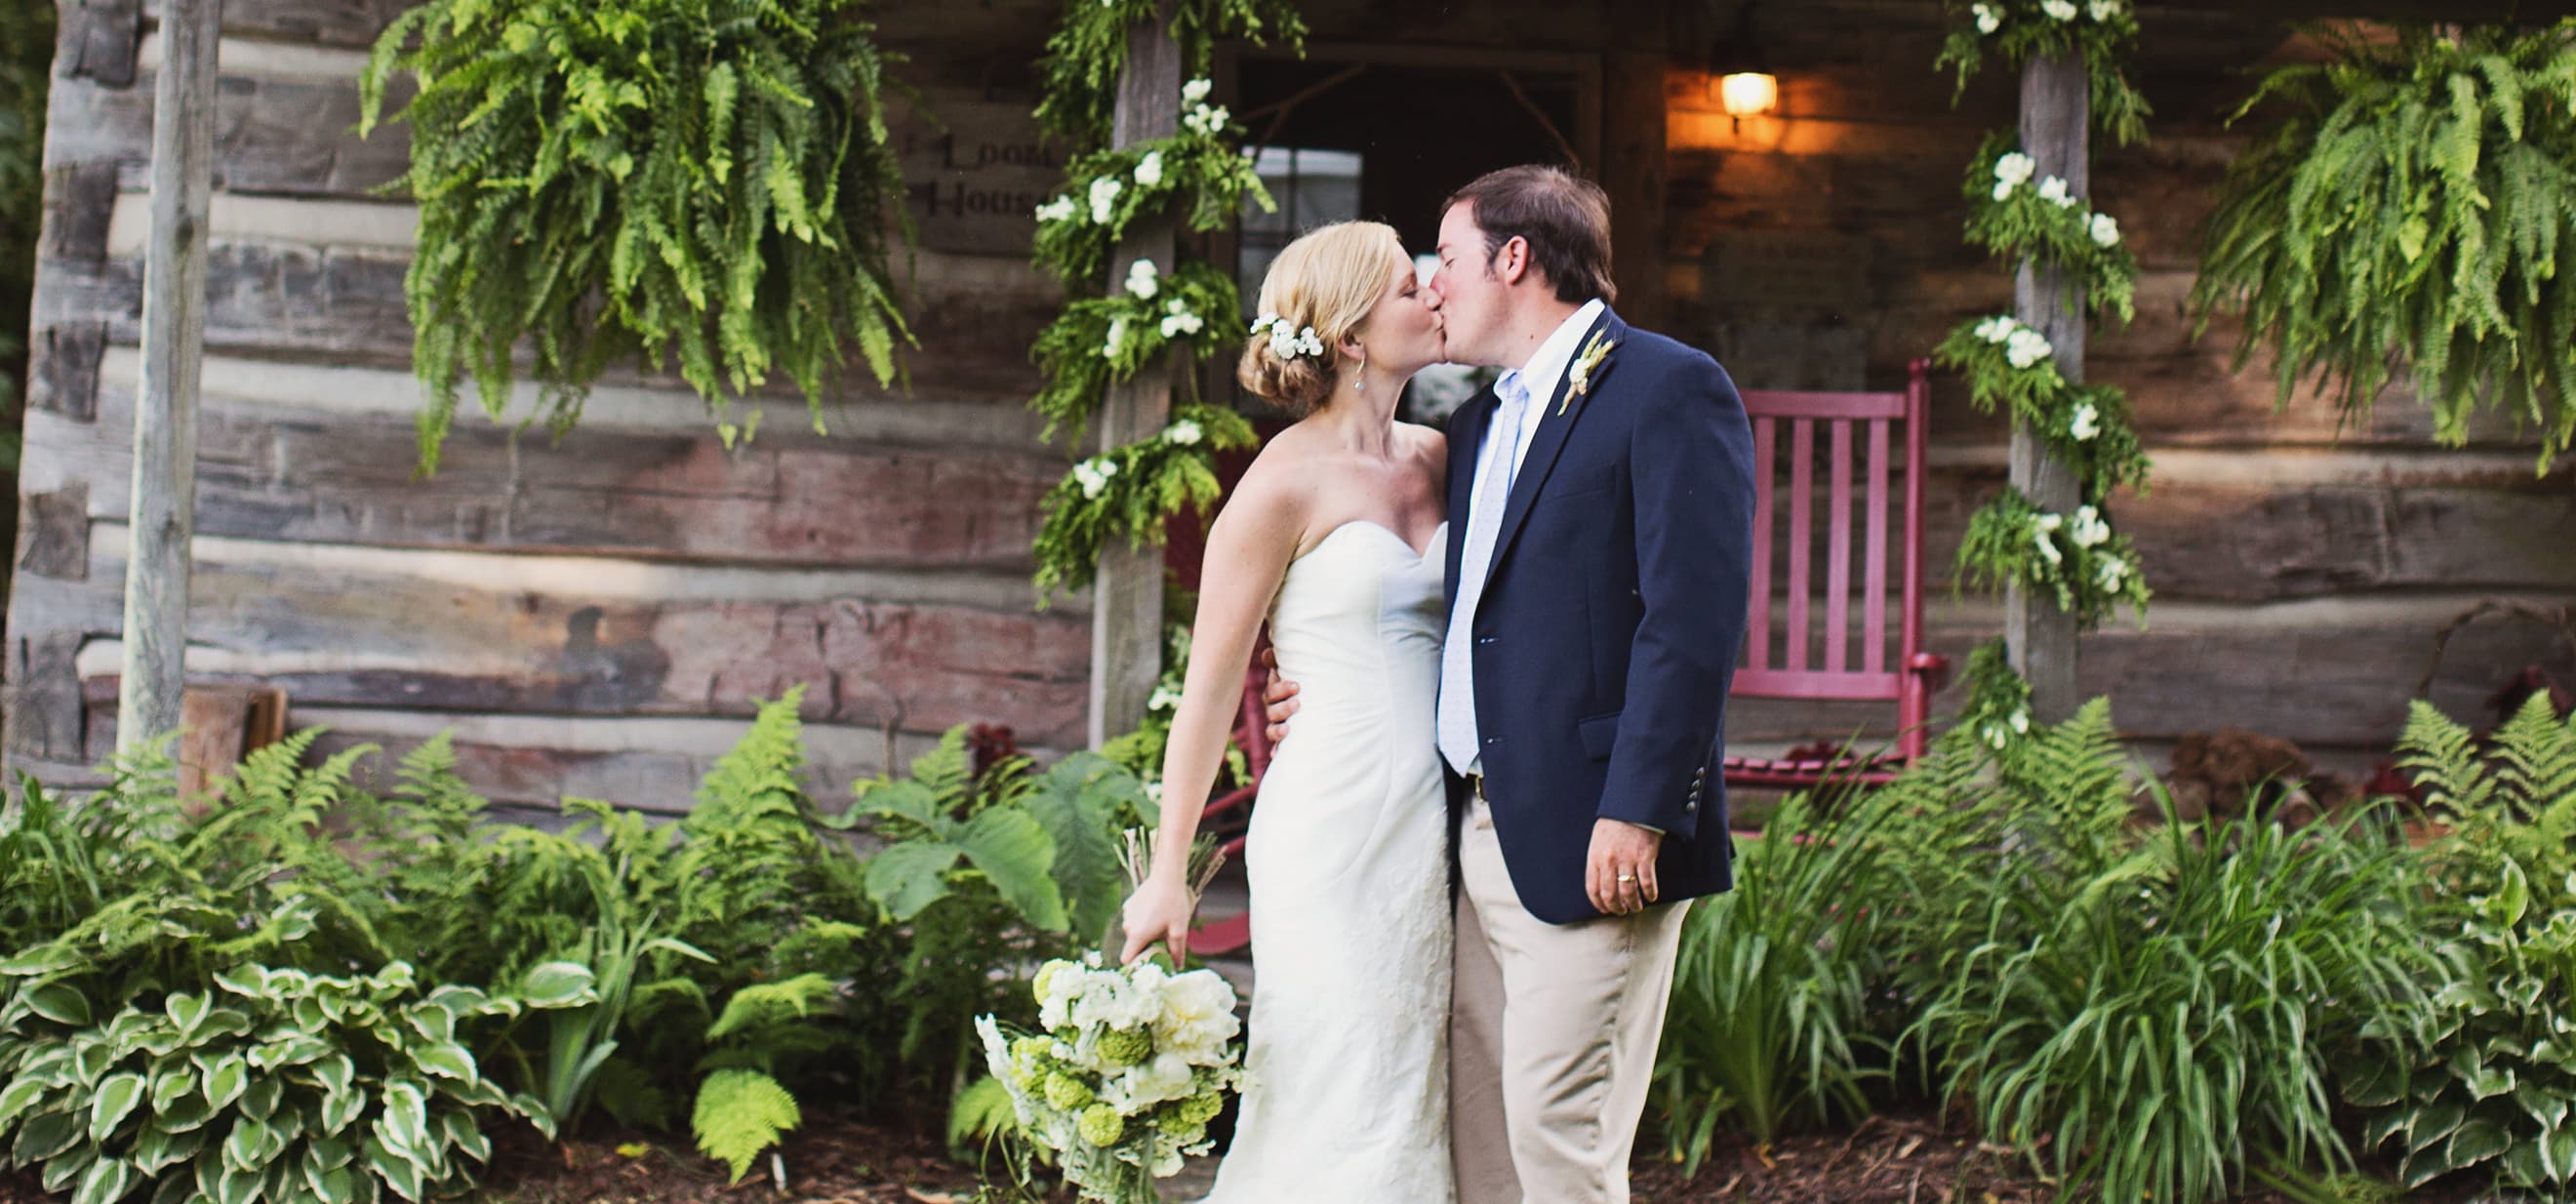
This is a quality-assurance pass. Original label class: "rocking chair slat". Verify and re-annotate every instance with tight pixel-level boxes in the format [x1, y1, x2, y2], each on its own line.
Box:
[1826, 419, 1853, 673]
[1786, 418, 1814, 671]
[1748, 417, 1776, 671]
[1865, 417, 1891, 675]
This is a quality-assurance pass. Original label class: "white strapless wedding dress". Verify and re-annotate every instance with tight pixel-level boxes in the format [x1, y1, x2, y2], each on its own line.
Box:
[1201, 520, 1457, 1204]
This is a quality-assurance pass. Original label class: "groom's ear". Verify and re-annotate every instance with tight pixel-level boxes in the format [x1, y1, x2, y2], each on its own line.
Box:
[1492, 235, 1531, 288]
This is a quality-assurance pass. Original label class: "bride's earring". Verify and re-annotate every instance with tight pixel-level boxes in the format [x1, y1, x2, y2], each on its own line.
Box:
[1353, 351, 1367, 394]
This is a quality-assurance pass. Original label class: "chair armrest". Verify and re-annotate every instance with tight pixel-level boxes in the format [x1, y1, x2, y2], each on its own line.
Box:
[1906, 651, 1952, 694]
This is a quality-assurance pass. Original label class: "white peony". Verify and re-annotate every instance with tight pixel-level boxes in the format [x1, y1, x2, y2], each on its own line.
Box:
[1125, 258, 1160, 301]
[1034, 196, 1076, 223]
[1183, 78, 1213, 105]
[1164, 418, 1204, 446]
[2036, 176, 2075, 208]
[1972, 2, 2001, 33]
[1993, 181, 2017, 203]
[2069, 504, 2111, 548]
[2032, 513, 2065, 565]
[1975, 314, 2020, 343]
[2009, 708, 2031, 734]
[1103, 315, 1130, 359]
[1994, 151, 2036, 186]
[1153, 968, 1242, 1064]
[2069, 402, 2100, 441]
[2097, 553, 2130, 591]
[1089, 176, 1124, 224]
[2089, 212, 2120, 247]
[2042, 0, 2078, 20]
[1134, 149, 1165, 188]
[1159, 298, 1204, 340]
[2088, 0, 2121, 20]
[2005, 327, 2055, 369]
[1115, 1052, 1198, 1111]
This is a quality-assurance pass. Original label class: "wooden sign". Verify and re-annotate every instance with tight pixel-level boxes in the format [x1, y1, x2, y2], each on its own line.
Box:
[893, 97, 1065, 257]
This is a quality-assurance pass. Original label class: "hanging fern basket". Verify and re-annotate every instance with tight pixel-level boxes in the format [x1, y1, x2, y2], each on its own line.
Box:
[2193, 20, 2576, 469]
[360, 0, 917, 473]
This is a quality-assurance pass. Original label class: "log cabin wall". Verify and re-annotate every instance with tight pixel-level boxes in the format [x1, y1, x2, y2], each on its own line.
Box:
[6, 0, 1089, 815]
[6, 0, 2568, 813]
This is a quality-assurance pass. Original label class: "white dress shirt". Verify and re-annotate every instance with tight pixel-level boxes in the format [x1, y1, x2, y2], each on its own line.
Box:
[1440, 298, 1607, 778]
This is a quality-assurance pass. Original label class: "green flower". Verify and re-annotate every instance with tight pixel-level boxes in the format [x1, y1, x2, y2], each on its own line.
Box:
[1097, 1027, 1153, 1067]
[1078, 1104, 1126, 1145]
[1177, 1090, 1225, 1125]
[1044, 1072, 1096, 1110]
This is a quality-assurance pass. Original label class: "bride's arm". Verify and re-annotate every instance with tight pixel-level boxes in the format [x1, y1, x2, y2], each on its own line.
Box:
[1121, 474, 1302, 965]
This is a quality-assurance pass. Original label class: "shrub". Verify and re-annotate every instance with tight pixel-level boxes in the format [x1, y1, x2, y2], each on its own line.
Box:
[1652, 791, 1883, 1169]
[1882, 702, 2434, 1204]
[0, 956, 574, 1204]
[2348, 696, 2576, 1195]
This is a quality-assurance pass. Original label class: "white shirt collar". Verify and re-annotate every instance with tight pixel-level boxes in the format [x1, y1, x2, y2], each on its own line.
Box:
[1503, 298, 1607, 414]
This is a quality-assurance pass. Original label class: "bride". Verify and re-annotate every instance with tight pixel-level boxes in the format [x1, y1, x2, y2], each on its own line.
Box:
[1118, 221, 1457, 1203]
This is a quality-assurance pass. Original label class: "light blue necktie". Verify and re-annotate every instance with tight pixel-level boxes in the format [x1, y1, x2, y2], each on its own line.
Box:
[1437, 371, 1533, 776]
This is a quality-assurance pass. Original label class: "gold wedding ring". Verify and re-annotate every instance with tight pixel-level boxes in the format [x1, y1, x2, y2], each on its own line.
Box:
[1616, 873, 1637, 883]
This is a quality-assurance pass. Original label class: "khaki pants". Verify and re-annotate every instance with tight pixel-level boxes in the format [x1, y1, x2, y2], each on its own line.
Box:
[1450, 791, 1692, 1204]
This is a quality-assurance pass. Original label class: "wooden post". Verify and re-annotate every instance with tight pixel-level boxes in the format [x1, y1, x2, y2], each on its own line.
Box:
[1087, 3, 1183, 749]
[2006, 53, 2087, 723]
[118, 0, 223, 752]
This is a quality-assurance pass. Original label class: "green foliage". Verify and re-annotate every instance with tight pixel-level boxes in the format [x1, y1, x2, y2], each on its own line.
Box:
[1032, 136, 1273, 293]
[1033, 0, 1306, 145]
[1652, 792, 1883, 1169]
[1954, 486, 2149, 629]
[357, 0, 915, 473]
[693, 1068, 800, 1184]
[1951, 637, 2033, 752]
[825, 727, 1156, 1108]
[2350, 696, 2576, 1194]
[2194, 21, 2576, 469]
[1962, 134, 2139, 324]
[1934, 317, 2149, 501]
[1937, 0, 2151, 146]
[1032, 404, 1258, 598]
[1031, 261, 1246, 443]
[0, 958, 573, 1204]
[1876, 702, 2435, 1204]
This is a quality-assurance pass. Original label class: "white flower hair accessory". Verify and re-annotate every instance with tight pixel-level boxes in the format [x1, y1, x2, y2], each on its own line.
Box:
[1247, 313, 1325, 361]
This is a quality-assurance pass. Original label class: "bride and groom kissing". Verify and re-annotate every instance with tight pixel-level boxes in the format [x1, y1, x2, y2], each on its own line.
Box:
[1118, 164, 1756, 1204]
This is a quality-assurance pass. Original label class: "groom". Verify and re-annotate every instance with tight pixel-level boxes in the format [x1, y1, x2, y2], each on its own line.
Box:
[1272, 165, 1755, 1202]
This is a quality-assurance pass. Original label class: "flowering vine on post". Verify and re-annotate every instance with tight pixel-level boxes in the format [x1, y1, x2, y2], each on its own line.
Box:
[1933, 0, 2153, 739]
[1024, 2, 1307, 599]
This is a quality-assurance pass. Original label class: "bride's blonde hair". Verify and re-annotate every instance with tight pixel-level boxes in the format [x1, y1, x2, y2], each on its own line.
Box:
[1236, 221, 1408, 416]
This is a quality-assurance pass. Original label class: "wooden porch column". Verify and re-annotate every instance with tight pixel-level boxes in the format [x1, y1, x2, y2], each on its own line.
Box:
[118, 0, 223, 751]
[1088, 3, 1182, 748]
[2006, 54, 2086, 724]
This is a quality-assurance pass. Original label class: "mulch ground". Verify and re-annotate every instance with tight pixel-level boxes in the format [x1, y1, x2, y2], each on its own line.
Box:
[0, 1108, 2468, 1204]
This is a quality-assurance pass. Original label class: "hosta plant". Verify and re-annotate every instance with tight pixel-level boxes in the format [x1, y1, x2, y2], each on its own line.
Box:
[2349, 695, 2576, 1194]
[0, 957, 582, 1204]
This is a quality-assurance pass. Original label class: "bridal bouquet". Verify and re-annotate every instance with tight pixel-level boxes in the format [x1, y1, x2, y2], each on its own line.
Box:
[976, 831, 1244, 1203]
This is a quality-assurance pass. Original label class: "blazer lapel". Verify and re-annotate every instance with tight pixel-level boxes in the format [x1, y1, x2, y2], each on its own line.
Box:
[1480, 307, 1624, 585]
[1444, 386, 1495, 610]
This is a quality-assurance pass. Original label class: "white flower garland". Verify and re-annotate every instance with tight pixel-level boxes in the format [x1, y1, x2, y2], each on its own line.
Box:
[1247, 312, 1325, 360]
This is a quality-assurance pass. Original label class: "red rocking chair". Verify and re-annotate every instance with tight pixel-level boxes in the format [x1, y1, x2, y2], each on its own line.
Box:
[1723, 358, 1950, 790]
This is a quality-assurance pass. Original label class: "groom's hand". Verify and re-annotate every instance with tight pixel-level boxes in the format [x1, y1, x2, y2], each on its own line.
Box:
[1587, 819, 1663, 915]
[1259, 647, 1301, 743]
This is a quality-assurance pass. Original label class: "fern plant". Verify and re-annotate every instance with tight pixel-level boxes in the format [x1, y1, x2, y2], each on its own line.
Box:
[1876, 702, 2435, 1204]
[689, 975, 838, 1183]
[2194, 20, 2576, 469]
[357, 0, 916, 472]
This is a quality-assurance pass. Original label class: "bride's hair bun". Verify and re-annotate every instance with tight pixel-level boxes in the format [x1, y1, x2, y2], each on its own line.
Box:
[1235, 221, 1407, 417]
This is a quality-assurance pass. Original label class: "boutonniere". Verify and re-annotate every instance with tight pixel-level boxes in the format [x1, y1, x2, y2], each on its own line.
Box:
[1560, 332, 1619, 415]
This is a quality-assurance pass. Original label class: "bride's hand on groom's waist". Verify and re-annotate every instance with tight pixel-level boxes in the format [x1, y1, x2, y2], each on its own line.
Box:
[1260, 647, 1300, 743]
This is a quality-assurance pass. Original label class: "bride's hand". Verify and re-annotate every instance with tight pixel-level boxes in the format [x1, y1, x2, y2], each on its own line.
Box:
[1120, 874, 1196, 966]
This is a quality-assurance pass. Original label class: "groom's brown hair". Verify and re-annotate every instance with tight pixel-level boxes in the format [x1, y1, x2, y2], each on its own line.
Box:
[1444, 165, 1617, 305]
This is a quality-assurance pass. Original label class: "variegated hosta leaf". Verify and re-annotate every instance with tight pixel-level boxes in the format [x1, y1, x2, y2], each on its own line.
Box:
[0, 945, 83, 978]
[195, 1054, 247, 1112]
[210, 968, 267, 1000]
[88, 1072, 146, 1142]
[516, 962, 595, 1010]
[70, 1155, 133, 1204]
[28, 983, 94, 1027]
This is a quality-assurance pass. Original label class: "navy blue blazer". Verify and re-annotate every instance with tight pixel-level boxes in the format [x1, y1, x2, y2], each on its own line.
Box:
[1442, 306, 1756, 925]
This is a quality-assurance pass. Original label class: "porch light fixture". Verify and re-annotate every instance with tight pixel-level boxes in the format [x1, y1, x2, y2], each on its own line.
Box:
[1708, 2, 1778, 130]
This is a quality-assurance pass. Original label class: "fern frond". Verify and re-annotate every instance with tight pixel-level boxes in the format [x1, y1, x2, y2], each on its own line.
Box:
[693, 1068, 801, 1184]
